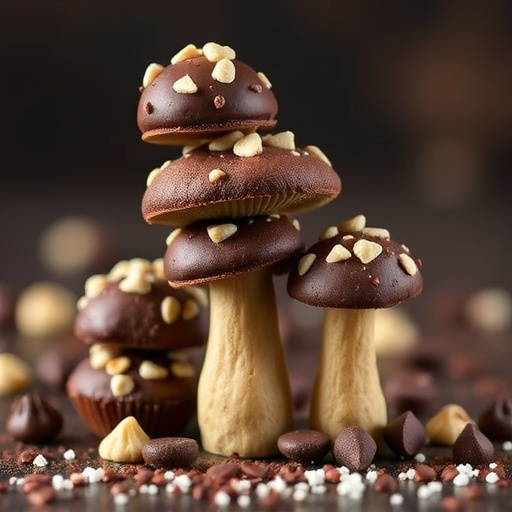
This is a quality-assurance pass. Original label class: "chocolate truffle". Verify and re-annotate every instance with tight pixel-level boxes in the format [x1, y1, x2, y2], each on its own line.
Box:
[142, 437, 199, 469]
[142, 131, 341, 227]
[137, 43, 278, 145]
[287, 214, 423, 443]
[277, 429, 330, 463]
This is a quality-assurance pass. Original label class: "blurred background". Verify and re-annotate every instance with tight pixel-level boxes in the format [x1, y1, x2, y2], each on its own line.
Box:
[1, 0, 512, 324]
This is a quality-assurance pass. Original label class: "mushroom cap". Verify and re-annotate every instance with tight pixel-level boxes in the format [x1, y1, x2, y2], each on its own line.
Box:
[75, 259, 208, 350]
[164, 215, 304, 287]
[287, 220, 423, 309]
[137, 54, 278, 145]
[142, 138, 341, 227]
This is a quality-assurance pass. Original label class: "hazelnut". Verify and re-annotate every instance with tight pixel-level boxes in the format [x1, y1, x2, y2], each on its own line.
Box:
[139, 361, 169, 380]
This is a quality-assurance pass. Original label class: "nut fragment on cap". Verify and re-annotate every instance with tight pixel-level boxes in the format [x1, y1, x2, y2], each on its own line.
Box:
[152, 258, 166, 280]
[172, 75, 198, 94]
[84, 274, 108, 299]
[118, 268, 151, 295]
[353, 239, 383, 264]
[207, 223, 238, 243]
[338, 214, 366, 232]
[398, 253, 418, 276]
[89, 343, 120, 370]
[171, 360, 196, 379]
[208, 131, 244, 151]
[0, 353, 31, 396]
[211, 59, 236, 84]
[139, 360, 169, 380]
[182, 299, 200, 320]
[142, 63, 164, 88]
[110, 374, 135, 397]
[171, 43, 203, 64]
[208, 169, 226, 183]
[107, 260, 130, 281]
[326, 244, 352, 263]
[105, 356, 131, 376]
[161, 296, 181, 324]
[233, 133, 262, 157]
[292, 219, 301, 231]
[426, 404, 473, 445]
[257, 71, 272, 89]
[363, 227, 391, 239]
[262, 131, 295, 150]
[146, 167, 163, 187]
[166, 229, 182, 246]
[202, 42, 236, 62]
[304, 145, 331, 167]
[298, 254, 317, 276]
[319, 226, 339, 240]
[185, 285, 209, 307]
[98, 416, 150, 463]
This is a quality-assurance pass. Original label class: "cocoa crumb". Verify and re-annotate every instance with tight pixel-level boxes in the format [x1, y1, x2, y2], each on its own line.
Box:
[214, 95, 225, 109]
[249, 84, 262, 93]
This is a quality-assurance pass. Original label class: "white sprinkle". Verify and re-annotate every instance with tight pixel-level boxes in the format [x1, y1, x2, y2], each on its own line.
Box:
[414, 452, 426, 463]
[8, 477, 17, 485]
[502, 440, 512, 451]
[164, 470, 175, 481]
[294, 482, 310, 492]
[417, 485, 431, 499]
[52, 475, 64, 490]
[82, 466, 104, 483]
[305, 469, 325, 487]
[337, 466, 351, 477]
[63, 449, 76, 460]
[406, 468, 416, 480]
[456, 463, 474, 475]
[174, 474, 192, 493]
[427, 481, 443, 493]
[237, 494, 251, 508]
[214, 490, 231, 507]
[398, 472, 407, 481]
[33, 454, 48, 467]
[148, 484, 159, 495]
[366, 470, 378, 483]
[311, 484, 327, 494]
[268, 476, 287, 494]
[389, 493, 404, 506]
[139, 484, 149, 494]
[255, 483, 270, 498]
[63, 479, 74, 491]
[114, 493, 129, 506]
[486, 472, 500, 484]
[232, 479, 252, 492]
[453, 473, 470, 487]
[489, 462, 498, 470]
[293, 488, 308, 501]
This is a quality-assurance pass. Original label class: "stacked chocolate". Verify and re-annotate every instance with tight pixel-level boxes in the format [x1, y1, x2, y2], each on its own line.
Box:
[66, 258, 208, 438]
[137, 42, 341, 457]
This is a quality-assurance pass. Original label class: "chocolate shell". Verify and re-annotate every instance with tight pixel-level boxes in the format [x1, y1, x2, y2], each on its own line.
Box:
[138, 53, 278, 145]
[142, 141, 341, 227]
[164, 215, 304, 287]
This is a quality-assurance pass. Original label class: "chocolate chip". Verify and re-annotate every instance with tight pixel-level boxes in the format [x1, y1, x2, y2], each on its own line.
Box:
[214, 95, 225, 109]
[383, 410, 426, 458]
[6, 393, 63, 443]
[452, 423, 494, 466]
[142, 437, 198, 469]
[477, 398, 512, 441]
[18, 449, 39, 464]
[206, 462, 241, 484]
[239, 461, 269, 480]
[277, 429, 330, 463]
[440, 464, 459, 482]
[414, 463, 437, 483]
[332, 426, 376, 472]
[374, 473, 398, 494]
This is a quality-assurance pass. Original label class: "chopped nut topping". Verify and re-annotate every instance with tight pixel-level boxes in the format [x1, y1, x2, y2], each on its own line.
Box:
[291, 150, 301, 156]
[161, 296, 181, 324]
[76, 296, 88, 311]
[338, 214, 366, 233]
[262, 131, 295, 150]
[326, 244, 352, 263]
[171, 43, 203, 64]
[292, 219, 301, 231]
[202, 42, 236, 62]
[166, 228, 182, 245]
[185, 285, 209, 307]
[214, 94, 226, 109]
[110, 374, 135, 397]
[298, 253, 317, 276]
[129, 258, 154, 273]
[319, 226, 339, 240]
[362, 227, 390, 239]
[208, 168, 227, 183]
[209, 131, 244, 151]
[105, 356, 131, 376]
[84, 274, 108, 299]
[182, 140, 206, 154]
[107, 260, 131, 281]
[89, 343, 121, 370]
[233, 133, 262, 157]
[119, 267, 152, 295]
[257, 71, 272, 89]
[304, 145, 332, 167]
[142, 63, 164, 88]
[139, 360, 169, 380]
[270, 214, 281, 219]
[353, 239, 383, 264]
[146, 167, 163, 187]
[152, 258, 165, 280]
[207, 223, 238, 243]
[172, 74, 198, 94]
[398, 253, 418, 276]
[343, 234, 355, 241]
[182, 299, 200, 320]
[0, 353, 31, 396]
[171, 360, 196, 379]
[211, 59, 236, 84]
[98, 416, 150, 463]
[401, 244, 410, 254]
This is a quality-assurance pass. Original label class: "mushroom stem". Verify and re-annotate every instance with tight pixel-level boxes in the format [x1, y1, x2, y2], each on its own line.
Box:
[309, 308, 387, 443]
[197, 268, 294, 457]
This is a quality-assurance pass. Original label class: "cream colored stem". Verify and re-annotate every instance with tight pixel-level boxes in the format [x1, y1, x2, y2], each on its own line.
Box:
[198, 268, 294, 457]
[310, 308, 387, 443]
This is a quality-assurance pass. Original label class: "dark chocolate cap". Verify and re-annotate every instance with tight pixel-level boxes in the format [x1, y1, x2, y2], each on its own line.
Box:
[164, 215, 304, 287]
[287, 215, 423, 309]
[142, 136, 341, 227]
[74, 258, 208, 349]
[137, 44, 278, 144]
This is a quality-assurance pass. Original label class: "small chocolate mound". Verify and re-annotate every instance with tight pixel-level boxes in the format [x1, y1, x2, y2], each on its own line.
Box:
[142, 437, 199, 469]
[383, 410, 427, 458]
[277, 429, 330, 463]
[331, 426, 376, 472]
[477, 398, 512, 441]
[374, 473, 398, 494]
[6, 393, 63, 443]
[452, 423, 494, 466]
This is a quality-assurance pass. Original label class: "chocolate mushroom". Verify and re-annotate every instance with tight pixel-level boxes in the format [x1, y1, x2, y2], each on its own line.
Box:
[137, 42, 278, 145]
[287, 215, 423, 443]
[164, 214, 304, 457]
